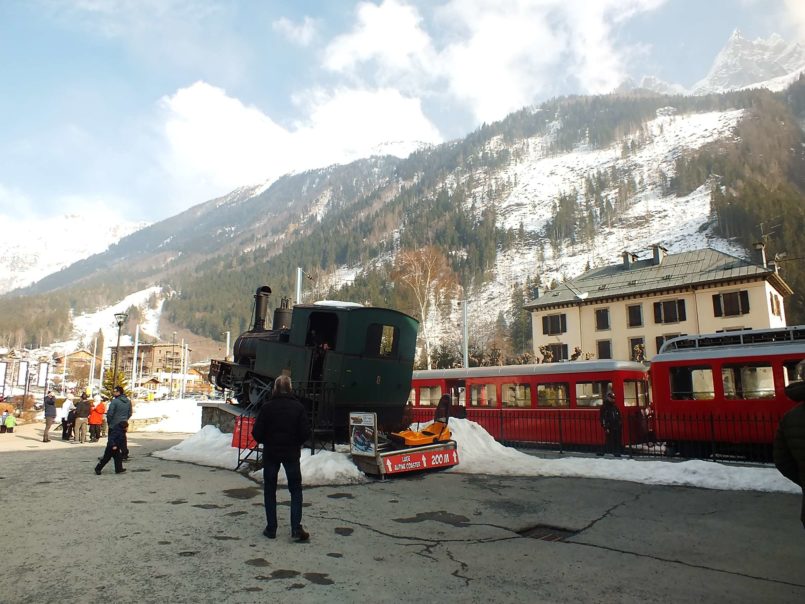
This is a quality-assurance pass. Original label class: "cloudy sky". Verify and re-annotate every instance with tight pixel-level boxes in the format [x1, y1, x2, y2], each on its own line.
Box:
[1, 0, 803, 224]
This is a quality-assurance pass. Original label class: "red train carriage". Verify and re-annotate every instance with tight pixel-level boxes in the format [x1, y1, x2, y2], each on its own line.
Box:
[650, 326, 805, 453]
[409, 361, 650, 448]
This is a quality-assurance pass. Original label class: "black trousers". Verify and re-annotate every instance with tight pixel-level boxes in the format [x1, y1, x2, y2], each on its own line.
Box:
[603, 428, 623, 455]
[97, 443, 124, 473]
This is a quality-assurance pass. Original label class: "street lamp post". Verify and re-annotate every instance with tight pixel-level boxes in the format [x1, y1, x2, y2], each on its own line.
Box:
[170, 331, 177, 398]
[113, 312, 128, 390]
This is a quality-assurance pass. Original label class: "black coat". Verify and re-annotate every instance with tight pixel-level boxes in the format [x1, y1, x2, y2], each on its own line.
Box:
[773, 403, 805, 525]
[251, 394, 311, 461]
[599, 401, 621, 431]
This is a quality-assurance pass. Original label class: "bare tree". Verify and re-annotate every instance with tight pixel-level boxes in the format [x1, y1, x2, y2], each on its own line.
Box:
[392, 246, 458, 368]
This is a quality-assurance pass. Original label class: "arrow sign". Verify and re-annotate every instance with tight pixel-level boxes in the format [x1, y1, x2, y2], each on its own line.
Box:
[385, 458, 392, 472]
[421, 454, 427, 467]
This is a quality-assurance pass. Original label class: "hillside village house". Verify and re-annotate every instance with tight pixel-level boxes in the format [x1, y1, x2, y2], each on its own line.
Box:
[525, 245, 792, 362]
[114, 344, 214, 397]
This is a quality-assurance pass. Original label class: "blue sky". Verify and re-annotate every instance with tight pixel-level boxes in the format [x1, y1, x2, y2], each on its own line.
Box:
[0, 0, 803, 224]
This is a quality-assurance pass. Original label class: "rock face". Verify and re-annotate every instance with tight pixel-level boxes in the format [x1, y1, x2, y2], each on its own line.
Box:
[692, 30, 805, 95]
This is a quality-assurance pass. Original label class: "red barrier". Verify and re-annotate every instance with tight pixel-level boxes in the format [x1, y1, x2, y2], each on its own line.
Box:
[231, 416, 257, 449]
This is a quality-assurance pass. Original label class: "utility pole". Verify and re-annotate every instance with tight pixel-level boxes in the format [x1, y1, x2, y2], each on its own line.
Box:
[170, 331, 177, 398]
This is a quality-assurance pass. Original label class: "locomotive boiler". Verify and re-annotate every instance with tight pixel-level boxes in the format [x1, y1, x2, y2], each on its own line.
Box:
[209, 286, 419, 430]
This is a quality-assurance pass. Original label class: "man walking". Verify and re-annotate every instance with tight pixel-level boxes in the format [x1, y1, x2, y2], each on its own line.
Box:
[774, 366, 805, 529]
[107, 386, 132, 459]
[43, 391, 57, 442]
[251, 375, 311, 541]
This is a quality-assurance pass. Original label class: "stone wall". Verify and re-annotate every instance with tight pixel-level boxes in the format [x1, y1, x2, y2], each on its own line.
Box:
[199, 402, 243, 434]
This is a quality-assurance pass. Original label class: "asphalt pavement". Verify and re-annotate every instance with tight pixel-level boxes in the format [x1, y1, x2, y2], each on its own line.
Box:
[0, 421, 803, 604]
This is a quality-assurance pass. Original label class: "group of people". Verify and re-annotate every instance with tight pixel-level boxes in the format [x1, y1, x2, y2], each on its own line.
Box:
[0, 409, 17, 433]
[43, 391, 107, 443]
[40, 387, 132, 476]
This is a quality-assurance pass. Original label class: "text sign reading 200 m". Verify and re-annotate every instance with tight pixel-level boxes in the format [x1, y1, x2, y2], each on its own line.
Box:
[383, 449, 459, 475]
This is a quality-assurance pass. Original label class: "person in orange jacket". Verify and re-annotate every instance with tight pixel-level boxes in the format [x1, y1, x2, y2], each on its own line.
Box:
[88, 395, 106, 443]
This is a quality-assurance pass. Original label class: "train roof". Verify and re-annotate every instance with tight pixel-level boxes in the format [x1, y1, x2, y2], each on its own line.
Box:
[293, 303, 417, 323]
[413, 360, 649, 381]
[652, 341, 805, 364]
[657, 325, 805, 359]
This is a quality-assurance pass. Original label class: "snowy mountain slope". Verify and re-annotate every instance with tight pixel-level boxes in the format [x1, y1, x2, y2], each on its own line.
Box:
[0, 212, 147, 293]
[692, 30, 805, 95]
[32, 286, 164, 365]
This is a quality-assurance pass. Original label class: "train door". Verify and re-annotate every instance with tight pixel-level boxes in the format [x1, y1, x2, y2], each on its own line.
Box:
[306, 312, 339, 381]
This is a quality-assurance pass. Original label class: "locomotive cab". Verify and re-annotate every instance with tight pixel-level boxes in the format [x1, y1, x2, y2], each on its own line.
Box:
[210, 286, 419, 430]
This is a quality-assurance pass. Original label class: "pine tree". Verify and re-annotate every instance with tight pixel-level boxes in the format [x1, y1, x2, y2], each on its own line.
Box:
[102, 369, 129, 399]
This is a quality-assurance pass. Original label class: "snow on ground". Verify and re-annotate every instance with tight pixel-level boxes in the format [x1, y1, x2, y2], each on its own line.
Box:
[140, 399, 798, 494]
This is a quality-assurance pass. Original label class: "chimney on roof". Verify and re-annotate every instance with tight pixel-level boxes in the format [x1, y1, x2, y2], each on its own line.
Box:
[622, 251, 638, 270]
[651, 244, 667, 266]
[753, 241, 767, 268]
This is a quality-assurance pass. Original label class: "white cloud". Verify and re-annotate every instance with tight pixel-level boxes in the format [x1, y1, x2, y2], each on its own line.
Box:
[323, 0, 666, 124]
[324, 0, 434, 76]
[158, 81, 442, 200]
[272, 16, 318, 46]
[782, 0, 805, 41]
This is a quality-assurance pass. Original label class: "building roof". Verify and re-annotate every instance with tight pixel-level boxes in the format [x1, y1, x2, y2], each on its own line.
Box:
[525, 247, 792, 310]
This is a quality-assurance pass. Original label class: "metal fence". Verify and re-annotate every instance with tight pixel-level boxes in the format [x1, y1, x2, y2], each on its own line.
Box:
[411, 407, 782, 463]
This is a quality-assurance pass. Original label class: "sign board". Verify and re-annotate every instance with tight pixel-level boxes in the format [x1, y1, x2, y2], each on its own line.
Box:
[16, 361, 28, 386]
[382, 448, 459, 475]
[349, 412, 378, 456]
[37, 362, 49, 388]
[0, 362, 6, 389]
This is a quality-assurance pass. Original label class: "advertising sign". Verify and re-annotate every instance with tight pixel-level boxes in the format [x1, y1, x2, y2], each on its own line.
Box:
[349, 412, 378, 456]
[16, 361, 28, 386]
[37, 362, 49, 388]
[382, 448, 459, 475]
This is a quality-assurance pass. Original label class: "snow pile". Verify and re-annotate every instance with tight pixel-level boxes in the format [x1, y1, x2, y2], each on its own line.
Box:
[132, 398, 201, 433]
[153, 424, 239, 468]
[147, 404, 799, 494]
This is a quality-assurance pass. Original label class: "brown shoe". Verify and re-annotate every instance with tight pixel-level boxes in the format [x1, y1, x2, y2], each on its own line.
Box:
[291, 526, 309, 542]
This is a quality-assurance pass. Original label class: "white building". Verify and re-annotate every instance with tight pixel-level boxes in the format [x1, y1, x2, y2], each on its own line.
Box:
[525, 245, 792, 362]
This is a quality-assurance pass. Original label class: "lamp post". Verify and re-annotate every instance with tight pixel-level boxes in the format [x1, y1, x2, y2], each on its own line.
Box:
[113, 312, 128, 390]
[170, 331, 177, 398]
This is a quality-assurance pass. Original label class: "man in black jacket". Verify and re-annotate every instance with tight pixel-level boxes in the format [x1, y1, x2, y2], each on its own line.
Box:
[774, 371, 805, 529]
[252, 375, 311, 541]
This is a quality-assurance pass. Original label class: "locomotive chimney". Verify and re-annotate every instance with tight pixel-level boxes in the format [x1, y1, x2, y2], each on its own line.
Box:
[253, 286, 272, 331]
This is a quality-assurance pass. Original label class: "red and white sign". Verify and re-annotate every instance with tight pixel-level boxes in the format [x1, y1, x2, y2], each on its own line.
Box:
[382, 448, 459, 475]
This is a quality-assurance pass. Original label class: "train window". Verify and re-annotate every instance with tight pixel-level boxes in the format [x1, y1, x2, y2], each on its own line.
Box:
[537, 383, 569, 408]
[576, 381, 611, 407]
[502, 383, 531, 408]
[623, 380, 648, 407]
[306, 312, 338, 350]
[407, 388, 416, 405]
[784, 360, 805, 385]
[364, 324, 399, 358]
[721, 364, 775, 399]
[419, 386, 441, 406]
[469, 384, 497, 407]
[669, 366, 714, 400]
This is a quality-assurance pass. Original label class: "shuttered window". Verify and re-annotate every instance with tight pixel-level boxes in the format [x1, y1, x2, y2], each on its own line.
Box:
[712, 291, 750, 317]
[542, 313, 567, 335]
[654, 299, 686, 324]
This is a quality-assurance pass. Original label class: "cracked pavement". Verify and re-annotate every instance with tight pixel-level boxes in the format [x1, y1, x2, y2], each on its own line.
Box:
[0, 423, 803, 603]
